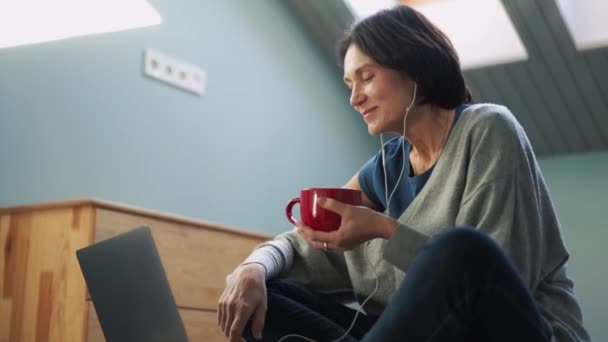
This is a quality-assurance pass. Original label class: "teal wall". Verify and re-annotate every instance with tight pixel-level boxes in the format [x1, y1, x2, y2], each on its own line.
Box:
[0, 0, 377, 236]
[0, 0, 605, 339]
[540, 151, 608, 342]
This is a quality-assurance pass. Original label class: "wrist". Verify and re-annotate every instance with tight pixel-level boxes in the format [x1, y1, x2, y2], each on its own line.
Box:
[229, 263, 265, 286]
[379, 216, 399, 239]
[238, 262, 267, 278]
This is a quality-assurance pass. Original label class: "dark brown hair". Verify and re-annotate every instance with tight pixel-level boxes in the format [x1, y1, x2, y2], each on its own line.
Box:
[338, 5, 472, 108]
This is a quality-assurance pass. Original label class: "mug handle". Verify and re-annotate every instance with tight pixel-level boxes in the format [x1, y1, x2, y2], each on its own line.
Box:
[285, 198, 300, 225]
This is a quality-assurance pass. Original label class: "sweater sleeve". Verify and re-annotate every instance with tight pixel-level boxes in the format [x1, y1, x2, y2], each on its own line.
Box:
[455, 175, 541, 286]
[275, 231, 353, 294]
[383, 224, 430, 271]
[453, 109, 560, 288]
[240, 240, 294, 279]
[385, 107, 565, 287]
[248, 229, 353, 294]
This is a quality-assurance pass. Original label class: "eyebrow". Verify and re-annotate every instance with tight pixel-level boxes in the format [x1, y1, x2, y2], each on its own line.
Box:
[343, 63, 375, 83]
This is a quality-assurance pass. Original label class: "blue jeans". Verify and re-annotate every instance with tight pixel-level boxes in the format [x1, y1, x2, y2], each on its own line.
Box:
[244, 227, 551, 341]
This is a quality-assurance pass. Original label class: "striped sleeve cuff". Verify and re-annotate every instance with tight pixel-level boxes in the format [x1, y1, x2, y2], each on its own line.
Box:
[241, 240, 293, 279]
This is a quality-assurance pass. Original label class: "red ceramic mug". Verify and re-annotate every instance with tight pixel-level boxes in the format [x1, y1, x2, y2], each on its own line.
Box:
[285, 188, 362, 231]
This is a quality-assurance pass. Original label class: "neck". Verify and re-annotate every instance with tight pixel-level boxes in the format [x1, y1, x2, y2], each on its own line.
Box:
[405, 105, 456, 172]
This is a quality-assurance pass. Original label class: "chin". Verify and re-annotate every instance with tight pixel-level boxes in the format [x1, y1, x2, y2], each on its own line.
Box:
[367, 126, 379, 136]
[366, 124, 385, 137]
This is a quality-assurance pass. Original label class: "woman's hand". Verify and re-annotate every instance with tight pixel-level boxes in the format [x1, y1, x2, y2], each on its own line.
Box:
[296, 197, 399, 251]
[218, 263, 267, 342]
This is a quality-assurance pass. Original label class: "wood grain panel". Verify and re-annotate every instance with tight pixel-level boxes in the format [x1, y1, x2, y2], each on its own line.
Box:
[5, 212, 31, 342]
[0, 214, 11, 341]
[94, 208, 269, 311]
[1, 199, 271, 342]
[0, 206, 94, 342]
[87, 302, 226, 342]
[0, 199, 271, 242]
[35, 272, 53, 342]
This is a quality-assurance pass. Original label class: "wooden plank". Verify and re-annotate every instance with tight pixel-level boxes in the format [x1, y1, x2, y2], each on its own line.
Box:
[7, 212, 32, 342]
[94, 208, 269, 311]
[0, 198, 271, 241]
[0, 213, 15, 342]
[179, 309, 225, 342]
[35, 272, 53, 342]
[0, 199, 96, 215]
[0, 206, 93, 342]
[1, 199, 271, 341]
[87, 303, 225, 342]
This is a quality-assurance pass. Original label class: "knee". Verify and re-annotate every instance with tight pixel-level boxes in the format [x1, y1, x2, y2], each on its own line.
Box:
[425, 226, 503, 265]
[266, 278, 288, 289]
[265, 278, 289, 295]
[265, 278, 305, 299]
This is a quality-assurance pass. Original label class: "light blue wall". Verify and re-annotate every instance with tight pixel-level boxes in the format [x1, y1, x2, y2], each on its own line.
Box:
[0, 0, 377, 236]
[1, 1, 605, 338]
[539, 151, 608, 342]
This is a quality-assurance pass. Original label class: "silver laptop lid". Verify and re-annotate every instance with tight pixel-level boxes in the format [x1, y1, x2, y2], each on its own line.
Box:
[77, 226, 188, 342]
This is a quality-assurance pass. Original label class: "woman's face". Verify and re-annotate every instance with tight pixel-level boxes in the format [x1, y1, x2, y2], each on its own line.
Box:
[343, 44, 415, 136]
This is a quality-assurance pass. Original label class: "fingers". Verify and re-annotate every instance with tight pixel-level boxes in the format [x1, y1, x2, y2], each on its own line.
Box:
[251, 302, 266, 340]
[229, 314, 249, 342]
[317, 197, 348, 214]
[217, 296, 222, 325]
[218, 292, 227, 334]
[219, 288, 236, 338]
[295, 228, 336, 251]
[219, 269, 267, 341]
[225, 301, 237, 337]
[295, 221, 335, 246]
[218, 303, 224, 333]
[219, 275, 236, 335]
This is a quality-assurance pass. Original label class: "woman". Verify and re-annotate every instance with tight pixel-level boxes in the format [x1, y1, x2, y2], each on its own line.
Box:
[218, 5, 589, 342]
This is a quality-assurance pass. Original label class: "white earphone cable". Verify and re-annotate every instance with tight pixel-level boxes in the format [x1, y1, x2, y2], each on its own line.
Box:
[277, 243, 379, 342]
[278, 84, 417, 342]
[382, 83, 417, 217]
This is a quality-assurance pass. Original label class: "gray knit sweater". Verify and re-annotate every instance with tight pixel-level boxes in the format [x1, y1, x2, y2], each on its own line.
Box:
[248, 104, 589, 341]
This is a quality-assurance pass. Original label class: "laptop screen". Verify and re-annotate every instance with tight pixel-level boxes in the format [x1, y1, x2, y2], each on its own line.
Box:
[76, 226, 188, 342]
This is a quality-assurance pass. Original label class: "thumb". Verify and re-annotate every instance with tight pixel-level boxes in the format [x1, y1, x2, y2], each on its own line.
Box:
[317, 197, 347, 214]
[251, 303, 266, 340]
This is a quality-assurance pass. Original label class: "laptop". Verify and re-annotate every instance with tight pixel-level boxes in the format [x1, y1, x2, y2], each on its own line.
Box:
[76, 226, 188, 342]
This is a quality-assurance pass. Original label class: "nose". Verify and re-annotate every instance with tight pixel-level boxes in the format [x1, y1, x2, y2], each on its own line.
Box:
[350, 85, 366, 108]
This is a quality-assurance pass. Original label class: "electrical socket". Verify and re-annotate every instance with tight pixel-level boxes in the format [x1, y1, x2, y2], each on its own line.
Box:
[143, 49, 206, 96]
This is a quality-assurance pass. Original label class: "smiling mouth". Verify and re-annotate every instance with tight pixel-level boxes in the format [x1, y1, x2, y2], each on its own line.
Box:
[362, 107, 377, 119]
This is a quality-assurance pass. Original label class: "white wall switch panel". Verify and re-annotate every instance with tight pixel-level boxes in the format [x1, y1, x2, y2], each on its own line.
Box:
[143, 49, 206, 96]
